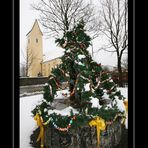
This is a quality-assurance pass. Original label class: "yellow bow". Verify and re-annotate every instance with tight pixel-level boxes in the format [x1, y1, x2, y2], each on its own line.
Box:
[123, 100, 128, 113]
[89, 117, 106, 147]
[122, 100, 128, 124]
[114, 100, 128, 125]
[34, 113, 44, 148]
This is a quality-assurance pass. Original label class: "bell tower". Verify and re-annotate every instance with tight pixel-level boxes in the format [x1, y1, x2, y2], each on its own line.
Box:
[26, 19, 43, 77]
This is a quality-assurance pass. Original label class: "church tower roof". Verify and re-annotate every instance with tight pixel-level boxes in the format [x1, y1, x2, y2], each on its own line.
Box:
[26, 19, 43, 36]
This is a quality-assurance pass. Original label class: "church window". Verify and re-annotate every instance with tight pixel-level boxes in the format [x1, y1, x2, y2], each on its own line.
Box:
[36, 38, 38, 43]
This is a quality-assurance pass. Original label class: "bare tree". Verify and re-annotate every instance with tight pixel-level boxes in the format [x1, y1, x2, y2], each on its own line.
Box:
[21, 49, 36, 77]
[98, 0, 128, 87]
[26, 49, 35, 76]
[20, 63, 26, 77]
[31, 0, 100, 39]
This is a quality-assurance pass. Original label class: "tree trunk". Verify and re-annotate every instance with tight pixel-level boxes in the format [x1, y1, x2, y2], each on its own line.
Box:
[69, 79, 81, 108]
[69, 71, 77, 106]
[117, 58, 123, 87]
[26, 67, 28, 77]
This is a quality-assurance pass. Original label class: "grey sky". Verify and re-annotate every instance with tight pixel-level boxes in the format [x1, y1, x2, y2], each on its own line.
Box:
[20, 0, 125, 67]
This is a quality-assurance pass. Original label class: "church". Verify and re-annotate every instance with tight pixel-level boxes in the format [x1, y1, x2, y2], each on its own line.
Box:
[26, 20, 61, 77]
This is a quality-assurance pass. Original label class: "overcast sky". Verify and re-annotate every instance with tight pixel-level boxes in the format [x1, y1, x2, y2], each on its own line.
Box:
[20, 0, 125, 67]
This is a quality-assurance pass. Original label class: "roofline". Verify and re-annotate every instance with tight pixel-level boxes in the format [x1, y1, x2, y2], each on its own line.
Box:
[26, 19, 43, 36]
[42, 57, 61, 63]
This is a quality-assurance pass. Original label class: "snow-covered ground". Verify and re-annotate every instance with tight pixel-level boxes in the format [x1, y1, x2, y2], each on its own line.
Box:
[20, 87, 128, 148]
[20, 94, 43, 148]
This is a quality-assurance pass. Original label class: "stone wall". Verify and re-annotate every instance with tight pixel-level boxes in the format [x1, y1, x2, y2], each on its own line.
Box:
[30, 121, 127, 148]
[20, 85, 44, 95]
[44, 122, 122, 148]
[20, 77, 48, 86]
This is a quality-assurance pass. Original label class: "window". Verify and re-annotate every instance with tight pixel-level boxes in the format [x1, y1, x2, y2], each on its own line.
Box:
[36, 38, 38, 43]
[28, 39, 30, 43]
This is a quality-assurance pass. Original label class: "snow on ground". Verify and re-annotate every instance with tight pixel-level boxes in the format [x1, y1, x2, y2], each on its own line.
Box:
[20, 91, 44, 97]
[20, 89, 70, 98]
[20, 94, 43, 148]
[20, 87, 128, 148]
[118, 87, 128, 99]
[117, 87, 128, 129]
[115, 87, 128, 112]
[55, 89, 70, 99]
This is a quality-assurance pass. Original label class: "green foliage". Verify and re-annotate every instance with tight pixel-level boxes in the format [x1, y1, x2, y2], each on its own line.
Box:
[50, 113, 70, 128]
[31, 21, 125, 130]
[31, 101, 49, 121]
[101, 72, 110, 81]
[88, 106, 122, 121]
[102, 81, 114, 90]
[94, 88, 104, 97]
[72, 114, 91, 128]
[81, 91, 92, 102]
[55, 38, 65, 47]
[43, 85, 54, 102]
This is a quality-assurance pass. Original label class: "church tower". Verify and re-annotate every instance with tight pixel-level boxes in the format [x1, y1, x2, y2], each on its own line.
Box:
[26, 20, 43, 77]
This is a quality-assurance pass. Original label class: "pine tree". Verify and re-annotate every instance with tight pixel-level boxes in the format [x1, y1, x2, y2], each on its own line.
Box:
[32, 20, 125, 125]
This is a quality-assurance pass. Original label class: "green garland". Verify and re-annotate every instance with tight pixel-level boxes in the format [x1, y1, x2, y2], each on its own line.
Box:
[32, 20, 125, 133]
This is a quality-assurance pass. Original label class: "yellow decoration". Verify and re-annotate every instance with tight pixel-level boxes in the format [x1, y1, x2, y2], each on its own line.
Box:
[122, 100, 128, 124]
[89, 117, 106, 147]
[34, 113, 44, 148]
[114, 100, 128, 125]
[123, 100, 128, 113]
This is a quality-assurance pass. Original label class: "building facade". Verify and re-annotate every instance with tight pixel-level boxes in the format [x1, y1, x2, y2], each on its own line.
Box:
[42, 58, 61, 76]
[26, 20, 61, 77]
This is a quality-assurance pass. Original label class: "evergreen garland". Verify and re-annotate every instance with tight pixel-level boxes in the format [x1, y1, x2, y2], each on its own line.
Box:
[31, 20, 125, 131]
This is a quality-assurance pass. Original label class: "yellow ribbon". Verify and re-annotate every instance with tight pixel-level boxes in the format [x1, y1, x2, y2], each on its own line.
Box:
[123, 100, 128, 113]
[34, 113, 44, 148]
[89, 117, 106, 147]
[114, 100, 128, 125]
[121, 100, 128, 124]
[122, 100, 128, 124]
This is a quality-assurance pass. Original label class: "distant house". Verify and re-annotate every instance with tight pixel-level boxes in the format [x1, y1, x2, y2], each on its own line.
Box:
[105, 67, 128, 85]
[26, 20, 61, 77]
[101, 65, 128, 85]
